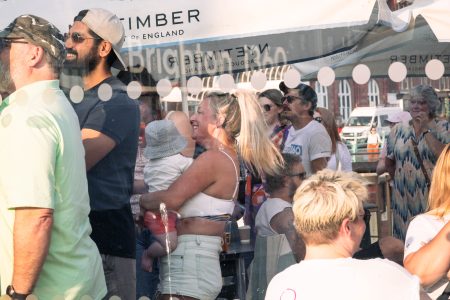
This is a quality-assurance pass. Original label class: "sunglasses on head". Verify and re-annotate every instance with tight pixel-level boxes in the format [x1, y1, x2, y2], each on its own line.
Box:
[64, 32, 101, 44]
[287, 172, 307, 180]
[0, 38, 28, 49]
[281, 95, 303, 104]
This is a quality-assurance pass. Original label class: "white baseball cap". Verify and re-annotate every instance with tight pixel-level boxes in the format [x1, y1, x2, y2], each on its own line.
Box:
[76, 8, 127, 70]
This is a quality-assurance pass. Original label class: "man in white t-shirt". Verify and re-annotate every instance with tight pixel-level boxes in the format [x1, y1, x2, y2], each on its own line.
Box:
[247, 153, 306, 300]
[279, 82, 331, 177]
[266, 170, 428, 300]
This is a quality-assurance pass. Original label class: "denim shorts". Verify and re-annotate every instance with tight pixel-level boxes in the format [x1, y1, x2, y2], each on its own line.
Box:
[159, 234, 222, 300]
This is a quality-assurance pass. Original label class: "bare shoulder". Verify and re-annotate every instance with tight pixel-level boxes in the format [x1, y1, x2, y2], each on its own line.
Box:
[196, 149, 236, 163]
[187, 150, 228, 174]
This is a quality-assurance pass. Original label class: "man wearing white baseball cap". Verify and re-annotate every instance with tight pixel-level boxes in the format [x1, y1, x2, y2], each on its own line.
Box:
[64, 8, 140, 300]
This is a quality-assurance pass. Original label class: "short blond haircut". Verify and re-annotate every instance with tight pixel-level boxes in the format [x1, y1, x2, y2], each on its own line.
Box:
[292, 170, 368, 245]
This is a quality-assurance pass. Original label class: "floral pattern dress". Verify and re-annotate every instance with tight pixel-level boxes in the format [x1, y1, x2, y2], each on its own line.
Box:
[386, 119, 449, 240]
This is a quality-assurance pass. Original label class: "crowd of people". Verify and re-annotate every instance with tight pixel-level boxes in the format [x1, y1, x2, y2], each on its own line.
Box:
[0, 8, 449, 300]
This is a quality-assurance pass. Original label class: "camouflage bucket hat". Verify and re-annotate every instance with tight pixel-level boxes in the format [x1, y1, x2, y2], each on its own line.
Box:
[0, 14, 66, 65]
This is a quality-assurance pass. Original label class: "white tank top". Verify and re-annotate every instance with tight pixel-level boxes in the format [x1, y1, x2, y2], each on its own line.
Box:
[178, 150, 238, 219]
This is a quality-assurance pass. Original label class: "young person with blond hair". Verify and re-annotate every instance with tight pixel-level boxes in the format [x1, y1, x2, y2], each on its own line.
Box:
[266, 170, 428, 300]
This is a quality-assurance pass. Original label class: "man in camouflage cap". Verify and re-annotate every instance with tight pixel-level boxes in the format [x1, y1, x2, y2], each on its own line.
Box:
[0, 14, 66, 97]
[0, 14, 66, 65]
[0, 15, 107, 299]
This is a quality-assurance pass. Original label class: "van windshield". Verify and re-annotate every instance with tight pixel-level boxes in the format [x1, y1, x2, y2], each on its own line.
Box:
[347, 116, 372, 126]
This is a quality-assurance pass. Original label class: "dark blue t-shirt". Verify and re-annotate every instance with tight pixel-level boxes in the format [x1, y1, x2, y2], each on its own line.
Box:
[72, 76, 139, 258]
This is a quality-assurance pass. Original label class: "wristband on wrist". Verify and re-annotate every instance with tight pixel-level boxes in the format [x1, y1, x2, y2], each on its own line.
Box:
[6, 285, 30, 300]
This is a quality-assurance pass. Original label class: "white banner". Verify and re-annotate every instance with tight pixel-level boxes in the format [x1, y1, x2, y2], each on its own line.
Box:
[0, 0, 380, 80]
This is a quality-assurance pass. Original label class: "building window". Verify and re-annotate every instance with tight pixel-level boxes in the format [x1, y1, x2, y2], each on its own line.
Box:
[315, 82, 328, 108]
[439, 77, 450, 91]
[400, 77, 410, 91]
[339, 80, 352, 120]
[368, 79, 380, 107]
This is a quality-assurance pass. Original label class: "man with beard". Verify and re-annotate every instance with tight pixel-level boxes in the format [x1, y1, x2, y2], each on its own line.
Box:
[279, 82, 331, 177]
[0, 15, 106, 299]
[64, 8, 139, 300]
[247, 153, 306, 299]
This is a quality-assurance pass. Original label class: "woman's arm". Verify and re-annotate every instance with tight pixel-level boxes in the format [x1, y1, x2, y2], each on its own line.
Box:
[139, 151, 223, 212]
[404, 221, 450, 286]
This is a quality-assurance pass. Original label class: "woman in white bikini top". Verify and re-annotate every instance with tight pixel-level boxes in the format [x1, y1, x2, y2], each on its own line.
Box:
[140, 91, 283, 234]
[139, 91, 284, 299]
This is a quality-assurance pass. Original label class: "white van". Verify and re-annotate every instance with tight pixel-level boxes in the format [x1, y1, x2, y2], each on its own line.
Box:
[340, 106, 402, 150]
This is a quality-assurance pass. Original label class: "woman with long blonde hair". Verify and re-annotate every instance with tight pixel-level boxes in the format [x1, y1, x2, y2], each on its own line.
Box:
[404, 144, 450, 299]
[140, 90, 283, 300]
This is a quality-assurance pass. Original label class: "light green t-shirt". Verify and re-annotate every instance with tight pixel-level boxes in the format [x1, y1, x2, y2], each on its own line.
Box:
[0, 80, 106, 299]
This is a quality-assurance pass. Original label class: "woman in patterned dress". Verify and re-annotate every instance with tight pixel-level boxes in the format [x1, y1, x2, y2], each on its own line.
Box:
[385, 85, 450, 240]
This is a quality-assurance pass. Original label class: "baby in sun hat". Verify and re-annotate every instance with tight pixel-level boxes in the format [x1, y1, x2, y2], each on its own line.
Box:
[141, 119, 193, 271]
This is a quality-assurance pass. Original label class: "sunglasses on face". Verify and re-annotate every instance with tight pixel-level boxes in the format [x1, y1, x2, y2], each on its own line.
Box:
[358, 210, 371, 223]
[0, 38, 28, 49]
[281, 95, 303, 104]
[288, 172, 307, 181]
[64, 32, 100, 44]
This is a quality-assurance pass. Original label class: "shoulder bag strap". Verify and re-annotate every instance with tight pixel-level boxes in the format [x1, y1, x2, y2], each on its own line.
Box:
[410, 138, 431, 188]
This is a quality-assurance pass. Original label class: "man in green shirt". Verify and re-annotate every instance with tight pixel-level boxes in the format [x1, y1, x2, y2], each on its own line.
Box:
[0, 15, 106, 299]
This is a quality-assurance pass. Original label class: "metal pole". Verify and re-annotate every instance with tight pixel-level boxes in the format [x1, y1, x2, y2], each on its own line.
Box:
[178, 43, 189, 115]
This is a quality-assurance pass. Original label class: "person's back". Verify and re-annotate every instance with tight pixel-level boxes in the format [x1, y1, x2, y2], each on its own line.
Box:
[266, 257, 420, 300]
[255, 198, 292, 237]
[266, 169, 425, 300]
[144, 154, 193, 192]
[143, 119, 193, 192]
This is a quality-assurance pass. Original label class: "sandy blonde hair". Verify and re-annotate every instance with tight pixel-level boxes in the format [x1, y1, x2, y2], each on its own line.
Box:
[205, 90, 283, 176]
[316, 107, 341, 154]
[427, 144, 450, 217]
[292, 169, 368, 244]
